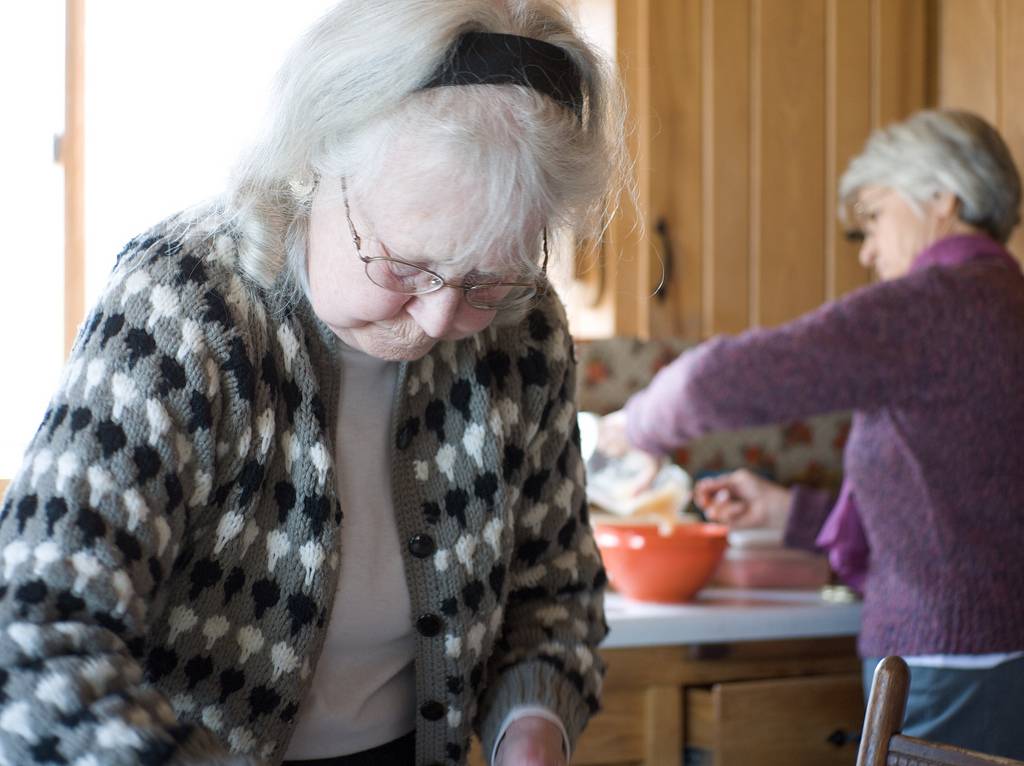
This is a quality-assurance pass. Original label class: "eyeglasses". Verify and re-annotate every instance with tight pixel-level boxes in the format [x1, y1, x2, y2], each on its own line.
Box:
[341, 178, 548, 312]
[844, 188, 891, 243]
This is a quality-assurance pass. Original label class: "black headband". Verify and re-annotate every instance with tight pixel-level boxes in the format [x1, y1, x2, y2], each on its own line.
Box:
[421, 31, 584, 119]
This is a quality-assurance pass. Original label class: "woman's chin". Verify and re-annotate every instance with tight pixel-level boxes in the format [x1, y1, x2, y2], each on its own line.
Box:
[358, 330, 439, 361]
[377, 342, 438, 362]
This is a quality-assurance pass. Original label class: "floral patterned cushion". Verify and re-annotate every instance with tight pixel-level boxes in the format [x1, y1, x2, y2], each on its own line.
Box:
[576, 337, 850, 490]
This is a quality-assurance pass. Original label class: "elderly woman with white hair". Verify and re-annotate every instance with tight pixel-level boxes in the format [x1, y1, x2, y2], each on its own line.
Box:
[0, 2, 627, 764]
[601, 109, 1024, 759]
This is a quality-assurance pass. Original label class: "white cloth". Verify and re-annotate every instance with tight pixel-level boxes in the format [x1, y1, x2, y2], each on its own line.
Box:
[903, 652, 1024, 670]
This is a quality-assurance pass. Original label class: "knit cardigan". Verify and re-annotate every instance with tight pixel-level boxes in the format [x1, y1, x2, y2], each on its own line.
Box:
[0, 207, 607, 765]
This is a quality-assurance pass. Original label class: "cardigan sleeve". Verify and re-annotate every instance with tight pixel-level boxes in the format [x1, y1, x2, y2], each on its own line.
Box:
[784, 485, 837, 552]
[625, 270, 958, 455]
[475, 316, 607, 758]
[0, 255, 249, 764]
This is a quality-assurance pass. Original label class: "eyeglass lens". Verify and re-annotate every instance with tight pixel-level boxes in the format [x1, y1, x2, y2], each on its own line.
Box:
[363, 258, 538, 310]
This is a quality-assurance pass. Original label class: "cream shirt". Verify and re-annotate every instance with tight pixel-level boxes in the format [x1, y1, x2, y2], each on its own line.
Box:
[283, 343, 414, 759]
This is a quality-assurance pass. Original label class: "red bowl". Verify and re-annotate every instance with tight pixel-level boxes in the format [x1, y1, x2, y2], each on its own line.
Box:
[593, 521, 729, 603]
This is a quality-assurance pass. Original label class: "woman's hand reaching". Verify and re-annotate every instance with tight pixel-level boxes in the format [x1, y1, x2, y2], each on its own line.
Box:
[596, 409, 662, 495]
[695, 469, 793, 529]
[595, 409, 632, 457]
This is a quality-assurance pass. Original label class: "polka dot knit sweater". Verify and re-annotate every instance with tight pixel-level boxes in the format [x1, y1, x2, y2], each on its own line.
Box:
[0, 208, 608, 765]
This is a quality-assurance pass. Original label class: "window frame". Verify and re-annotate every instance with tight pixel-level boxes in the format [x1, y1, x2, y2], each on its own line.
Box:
[0, 0, 82, 494]
[64, 0, 85, 357]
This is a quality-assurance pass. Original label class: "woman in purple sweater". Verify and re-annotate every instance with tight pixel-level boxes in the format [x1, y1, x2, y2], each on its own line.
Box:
[603, 110, 1024, 758]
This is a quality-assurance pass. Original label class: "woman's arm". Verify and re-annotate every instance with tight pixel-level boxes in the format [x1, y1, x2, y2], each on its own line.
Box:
[625, 271, 952, 454]
[476, 317, 607, 761]
[0, 255, 245, 763]
[785, 485, 839, 551]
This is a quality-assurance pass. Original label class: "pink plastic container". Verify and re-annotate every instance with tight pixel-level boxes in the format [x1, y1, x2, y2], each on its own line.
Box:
[710, 529, 831, 589]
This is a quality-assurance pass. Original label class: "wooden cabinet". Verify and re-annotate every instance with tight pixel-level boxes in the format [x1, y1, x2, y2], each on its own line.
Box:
[562, 0, 931, 341]
[933, 0, 1024, 263]
[468, 636, 862, 766]
[564, 1, 1024, 337]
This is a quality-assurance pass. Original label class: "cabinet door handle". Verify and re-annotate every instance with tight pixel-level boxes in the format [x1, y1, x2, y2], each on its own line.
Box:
[653, 216, 674, 302]
[825, 728, 860, 748]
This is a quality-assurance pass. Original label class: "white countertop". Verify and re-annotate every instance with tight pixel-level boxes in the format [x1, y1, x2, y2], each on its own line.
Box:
[602, 587, 862, 649]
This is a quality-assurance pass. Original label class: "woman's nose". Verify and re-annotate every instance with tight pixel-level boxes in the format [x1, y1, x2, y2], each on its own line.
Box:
[406, 288, 463, 338]
[858, 239, 877, 269]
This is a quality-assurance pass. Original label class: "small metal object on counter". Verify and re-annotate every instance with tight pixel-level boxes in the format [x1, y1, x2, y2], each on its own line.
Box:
[820, 584, 859, 603]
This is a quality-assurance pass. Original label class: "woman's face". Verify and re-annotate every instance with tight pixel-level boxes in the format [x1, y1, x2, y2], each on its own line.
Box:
[852, 185, 961, 281]
[307, 172, 524, 361]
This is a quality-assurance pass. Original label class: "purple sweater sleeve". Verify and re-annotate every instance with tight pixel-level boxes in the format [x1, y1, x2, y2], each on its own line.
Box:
[624, 270, 951, 454]
[784, 485, 835, 551]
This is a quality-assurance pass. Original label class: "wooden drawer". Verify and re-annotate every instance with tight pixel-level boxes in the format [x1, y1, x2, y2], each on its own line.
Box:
[685, 672, 864, 766]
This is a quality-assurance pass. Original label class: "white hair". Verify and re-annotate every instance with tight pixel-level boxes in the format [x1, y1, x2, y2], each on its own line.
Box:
[838, 109, 1022, 243]
[224, 0, 629, 308]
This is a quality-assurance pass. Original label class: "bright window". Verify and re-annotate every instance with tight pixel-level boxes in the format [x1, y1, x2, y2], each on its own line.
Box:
[0, 2, 340, 480]
[0, 5, 66, 478]
[84, 1, 340, 306]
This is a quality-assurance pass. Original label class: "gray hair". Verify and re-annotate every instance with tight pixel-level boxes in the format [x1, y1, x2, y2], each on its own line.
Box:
[224, 0, 629, 305]
[838, 109, 1022, 243]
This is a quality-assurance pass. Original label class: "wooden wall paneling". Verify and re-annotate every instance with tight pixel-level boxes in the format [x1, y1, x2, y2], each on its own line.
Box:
[604, 0, 651, 339]
[827, 0, 873, 300]
[749, 0, 763, 327]
[874, 0, 932, 128]
[64, 0, 85, 357]
[647, 0, 702, 341]
[573, 0, 932, 339]
[703, 0, 752, 337]
[998, 0, 1024, 260]
[935, 0, 998, 122]
[752, 0, 827, 328]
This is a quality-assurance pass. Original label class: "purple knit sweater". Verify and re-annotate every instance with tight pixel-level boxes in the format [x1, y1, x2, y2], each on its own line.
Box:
[625, 234, 1024, 657]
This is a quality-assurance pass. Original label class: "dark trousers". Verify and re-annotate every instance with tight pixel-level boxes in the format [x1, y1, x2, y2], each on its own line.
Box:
[862, 655, 1024, 760]
[281, 730, 416, 766]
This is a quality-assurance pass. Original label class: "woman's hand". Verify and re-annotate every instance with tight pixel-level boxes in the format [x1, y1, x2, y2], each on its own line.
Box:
[596, 409, 632, 457]
[695, 469, 792, 529]
[596, 409, 662, 495]
[494, 716, 567, 766]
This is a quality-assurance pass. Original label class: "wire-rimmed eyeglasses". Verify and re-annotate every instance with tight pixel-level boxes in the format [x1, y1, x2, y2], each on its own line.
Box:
[340, 178, 548, 312]
[843, 187, 892, 243]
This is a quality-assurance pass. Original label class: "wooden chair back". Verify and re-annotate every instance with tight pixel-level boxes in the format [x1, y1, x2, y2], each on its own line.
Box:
[857, 656, 1024, 766]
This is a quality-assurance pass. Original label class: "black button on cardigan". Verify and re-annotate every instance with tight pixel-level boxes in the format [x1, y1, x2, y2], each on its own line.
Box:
[408, 533, 436, 558]
[420, 700, 445, 721]
[416, 614, 443, 637]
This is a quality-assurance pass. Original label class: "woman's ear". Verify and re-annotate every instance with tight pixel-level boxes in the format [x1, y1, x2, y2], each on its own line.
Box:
[931, 190, 960, 221]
